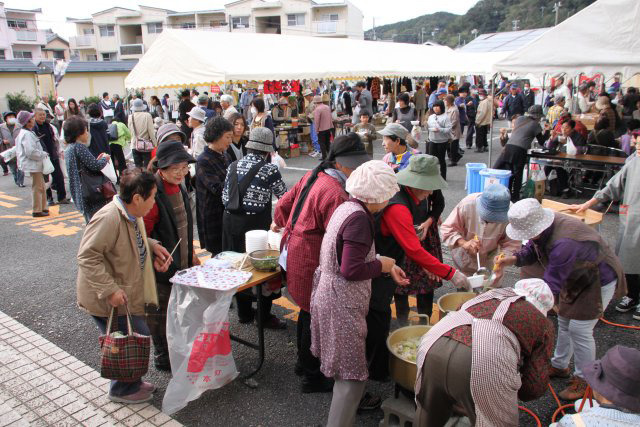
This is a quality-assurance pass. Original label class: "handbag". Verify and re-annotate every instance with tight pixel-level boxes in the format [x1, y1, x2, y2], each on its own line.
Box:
[224, 159, 266, 214]
[75, 144, 116, 205]
[99, 306, 151, 381]
[42, 156, 55, 175]
[131, 113, 154, 152]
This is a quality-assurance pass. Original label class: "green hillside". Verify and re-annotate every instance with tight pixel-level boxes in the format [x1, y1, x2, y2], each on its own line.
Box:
[365, 0, 597, 47]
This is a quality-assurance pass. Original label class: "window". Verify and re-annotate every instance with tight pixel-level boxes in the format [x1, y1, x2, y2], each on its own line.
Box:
[82, 28, 95, 35]
[231, 16, 249, 29]
[147, 22, 163, 34]
[7, 20, 27, 29]
[287, 14, 305, 26]
[0, 50, 5, 60]
[53, 50, 65, 60]
[98, 25, 115, 37]
[180, 22, 196, 29]
[102, 52, 117, 61]
[13, 50, 33, 59]
[321, 14, 339, 21]
[210, 20, 225, 28]
[86, 54, 98, 61]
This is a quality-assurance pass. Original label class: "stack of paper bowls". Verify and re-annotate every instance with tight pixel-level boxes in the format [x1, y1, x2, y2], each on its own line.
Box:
[245, 230, 268, 254]
[267, 230, 283, 250]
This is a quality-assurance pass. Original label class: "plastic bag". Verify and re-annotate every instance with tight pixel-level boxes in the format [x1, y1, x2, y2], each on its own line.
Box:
[1, 146, 16, 162]
[271, 152, 286, 170]
[101, 159, 117, 184]
[565, 138, 578, 155]
[162, 285, 238, 415]
[42, 156, 55, 175]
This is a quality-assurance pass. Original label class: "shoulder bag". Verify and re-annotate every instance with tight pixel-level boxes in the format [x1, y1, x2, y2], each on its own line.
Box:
[224, 159, 266, 214]
[75, 144, 116, 204]
[131, 113, 154, 152]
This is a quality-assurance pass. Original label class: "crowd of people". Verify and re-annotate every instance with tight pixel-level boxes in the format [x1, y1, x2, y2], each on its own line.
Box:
[1, 77, 639, 426]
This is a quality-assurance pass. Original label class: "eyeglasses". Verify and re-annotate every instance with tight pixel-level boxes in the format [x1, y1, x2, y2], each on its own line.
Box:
[166, 164, 189, 174]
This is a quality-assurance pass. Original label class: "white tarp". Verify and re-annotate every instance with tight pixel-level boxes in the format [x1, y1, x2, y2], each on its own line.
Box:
[125, 30, 498, 89]
[493, 0, 640, 78]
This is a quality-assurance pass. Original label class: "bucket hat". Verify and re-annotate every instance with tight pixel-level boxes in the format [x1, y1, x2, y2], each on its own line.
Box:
[346, 160, 399, 204]
[379, 123, 409, 141]
[321, 93, 330, 103]
[156, 140, 195, 169]
[245, 127, 274, 153]
[131, 98, 146, 112]
[582, 345, 640, 412]
[187, 107, 206, 123]
[476, 183, 511, 223]
[526, 105, 544, 120]
[513, 279, 554, 315]
[16, 110, 34, 126]
[331, 133, 371, 170]
[156, 123, 186, 145]
[302, 89, 313, 97]
[396, 154, 448, 191]
[506, 198, 554, 241]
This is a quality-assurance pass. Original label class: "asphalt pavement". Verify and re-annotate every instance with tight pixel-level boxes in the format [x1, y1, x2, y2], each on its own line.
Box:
[0, 123, 638, 427]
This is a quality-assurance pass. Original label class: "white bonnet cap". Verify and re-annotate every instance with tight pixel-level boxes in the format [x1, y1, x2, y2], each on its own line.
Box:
[346, 160, 399, 204]
[513, 279, 555, 316]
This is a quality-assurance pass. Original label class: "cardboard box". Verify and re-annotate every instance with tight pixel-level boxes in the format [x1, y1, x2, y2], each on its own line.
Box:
[278, 146, 300, 159]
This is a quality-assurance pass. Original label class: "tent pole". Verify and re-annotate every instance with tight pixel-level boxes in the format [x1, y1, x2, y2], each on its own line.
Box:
[488, 73, 497, 166]
[541, 73, 547, 108]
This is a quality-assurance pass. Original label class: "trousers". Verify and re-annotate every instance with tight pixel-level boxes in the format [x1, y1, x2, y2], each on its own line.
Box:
[428, 141, 448, 180]
[365, 307, 391, 381]
[394, 292, 434, 325]
[310, 123, 321, 153]
[92, 314, 150, 397]
[493, 144, 527, 202]
[109, 144, 127, 179]
[45, 158, 66, 202]
[318, 130, 332, 160]
[475, 125, 489, 150]
[31, 172, 47, 213]
[327, 379, 366, 427]
[626, 273, 640, 301]
[132, 150, 151, 169]
[551, 281, 616, 378]
[297, 309, 323, 379]
[415, 337, 475, 427]
[465, 120, 476, 148]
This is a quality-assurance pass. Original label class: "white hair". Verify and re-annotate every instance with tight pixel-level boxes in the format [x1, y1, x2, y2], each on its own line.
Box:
[220, 94, 234, 104]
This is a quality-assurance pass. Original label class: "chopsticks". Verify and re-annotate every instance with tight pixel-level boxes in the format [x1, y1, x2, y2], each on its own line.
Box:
[162, 238, 181, 269]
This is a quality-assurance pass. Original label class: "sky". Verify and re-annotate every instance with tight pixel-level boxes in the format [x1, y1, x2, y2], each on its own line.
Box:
[5, 0, 479, 37]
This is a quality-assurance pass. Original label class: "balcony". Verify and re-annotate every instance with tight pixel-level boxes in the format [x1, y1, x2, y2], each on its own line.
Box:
[9, 29, 46, 45]
[69, 35, 96, 49]
[119, 43, 144, 56]
[312, 20, 346, 36]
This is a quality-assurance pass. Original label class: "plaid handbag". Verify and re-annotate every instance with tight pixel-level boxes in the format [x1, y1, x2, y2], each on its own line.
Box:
[99, 307, 151, 382]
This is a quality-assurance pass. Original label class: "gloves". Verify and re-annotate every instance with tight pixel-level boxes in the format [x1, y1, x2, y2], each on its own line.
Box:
[450, 270, 471, 291]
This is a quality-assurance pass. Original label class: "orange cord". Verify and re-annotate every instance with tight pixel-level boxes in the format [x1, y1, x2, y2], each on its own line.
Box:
[549, 383, 596, 423]
[518, 406, 542, 427]
[599, 317, 640, 330]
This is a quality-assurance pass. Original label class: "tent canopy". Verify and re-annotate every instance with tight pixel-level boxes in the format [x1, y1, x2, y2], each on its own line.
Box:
[125, 30, 497, 89]
[493, 0, 640, 78]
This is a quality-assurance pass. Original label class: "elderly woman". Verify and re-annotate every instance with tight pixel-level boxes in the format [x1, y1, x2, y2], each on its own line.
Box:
[129, 99, 157, 168]
[187, 107, 207, 158]
[391, 92, 417, 132]
[227, 113, 248, 162]
[444, 94, 462, 167]
[441, 184, 520, 279]
[380, 123, 419, 171]
[143, 140, 198, 371]
[273, 133, 371, 393]
[195, 116, 233, 255]
[0, 111, 24, 187]
[77, 168, 172, 404]
[272, 96, 298, 125]
[63, 116, 111, 223]
[426, 100, 452, 179]
[596, 95, 617, 133]
[222, 127, 288, 328]
[15, 111, 49, 217]
[220, 94, 238, 120]
[311, 160, 409, 427]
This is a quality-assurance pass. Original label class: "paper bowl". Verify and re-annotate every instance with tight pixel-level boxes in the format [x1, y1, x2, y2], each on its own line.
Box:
[468, 275, 484, 289]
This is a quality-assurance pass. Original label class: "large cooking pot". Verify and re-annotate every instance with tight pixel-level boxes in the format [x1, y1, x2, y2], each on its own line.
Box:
[437, 292, 476, 317]
[386, 325, 431, 392]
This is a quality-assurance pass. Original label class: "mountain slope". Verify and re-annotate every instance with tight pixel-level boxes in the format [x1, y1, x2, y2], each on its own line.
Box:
[365, 0, 597, 47]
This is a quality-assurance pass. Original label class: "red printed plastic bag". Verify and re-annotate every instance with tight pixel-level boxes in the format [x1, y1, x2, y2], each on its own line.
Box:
[162, 286, 238, 415]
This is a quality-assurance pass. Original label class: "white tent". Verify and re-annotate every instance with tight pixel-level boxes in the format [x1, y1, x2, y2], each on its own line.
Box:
[493, 0, 640, 78]
[125, 30, 497, 89]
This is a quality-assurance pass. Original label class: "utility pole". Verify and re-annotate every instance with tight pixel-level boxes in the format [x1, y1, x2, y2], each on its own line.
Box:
[512, 19, 520, 31]
[421, 27, 426, 44]
[540, 6, 545, 20]
[553, 2, 562, 26]
[372, 17, 376, 41]
[458, 33, 461, 46]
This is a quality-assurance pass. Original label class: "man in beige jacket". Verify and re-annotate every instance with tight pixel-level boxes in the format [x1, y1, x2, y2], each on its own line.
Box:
[77, 169, 172, 404]
[474, 89, 493, 152]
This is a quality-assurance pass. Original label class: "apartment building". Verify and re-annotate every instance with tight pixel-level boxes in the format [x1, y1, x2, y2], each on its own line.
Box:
[0, 3, 46, 60]
[68, 1, 364, 61]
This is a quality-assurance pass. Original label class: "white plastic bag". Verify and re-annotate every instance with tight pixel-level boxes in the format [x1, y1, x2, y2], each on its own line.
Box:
[101, 159, 117, 184]
[42, 156, 55, 175]
[271, 152, 286, 170]
[565, 137, 578, 155]
[1, 146, 16, 162]
[162, 285, 238, 415]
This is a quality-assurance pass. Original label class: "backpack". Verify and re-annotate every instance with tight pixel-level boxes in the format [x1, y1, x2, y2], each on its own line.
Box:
[107, 123, 119, 141]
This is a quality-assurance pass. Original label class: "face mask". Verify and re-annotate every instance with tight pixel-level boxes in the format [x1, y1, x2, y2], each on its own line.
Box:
[250, 107, 258, 116]
[7, 118, 16, 125]
[479, 96, 486, 101]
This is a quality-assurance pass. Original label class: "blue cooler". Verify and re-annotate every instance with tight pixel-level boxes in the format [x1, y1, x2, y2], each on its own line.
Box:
[479, 168, 512, 190]
[465, 163, 487, 194]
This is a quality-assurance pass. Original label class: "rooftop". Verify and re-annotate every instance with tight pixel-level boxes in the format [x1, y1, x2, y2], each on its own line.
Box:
[0, 60, 39, 73]
[5, 7, 42, 14]
[459, 28, 550, 53]
[37, 60, 138, 73]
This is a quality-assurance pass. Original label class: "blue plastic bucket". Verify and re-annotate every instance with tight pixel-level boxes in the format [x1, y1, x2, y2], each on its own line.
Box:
[479, 168, 512, 190]
[465, 163, 487, 194]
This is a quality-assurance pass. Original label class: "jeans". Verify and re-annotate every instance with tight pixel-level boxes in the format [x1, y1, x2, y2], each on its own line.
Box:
[551, 281, 616, 378]
[92, 314, 150, 397]
[310, 123, 321, 153]
[7, 160, 23, 186]
[132, 150, 151, 169]
[465, 121, 476, 147]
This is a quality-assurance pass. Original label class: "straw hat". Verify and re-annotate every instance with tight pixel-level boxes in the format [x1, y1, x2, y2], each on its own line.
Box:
[506, 198, 554, 241]
[346, 160, 399, 204]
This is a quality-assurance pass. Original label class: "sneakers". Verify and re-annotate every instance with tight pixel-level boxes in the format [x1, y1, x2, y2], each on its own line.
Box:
[57, 198, 71, 205]
[108, 389, 153, 404]
[32, 212, 50, 218]
[558, 376, 588, 401]
[616, 296, 639, 313]
[549, 365, 571, 379]
[634, 306, 640, 321]
[140, 381, 157, 393]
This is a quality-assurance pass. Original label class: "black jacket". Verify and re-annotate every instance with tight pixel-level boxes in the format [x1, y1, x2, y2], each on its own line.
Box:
[114, 100, 126, 123]
[522, 90, 536, 111]
[88, 119, 111, 158]
[226, 136, 248, 163]
[151, 175, 194, 285]
[503, 93, 526, 119]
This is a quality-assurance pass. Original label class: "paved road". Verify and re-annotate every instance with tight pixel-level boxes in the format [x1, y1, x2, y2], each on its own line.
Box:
[1, 126, 638, 426]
